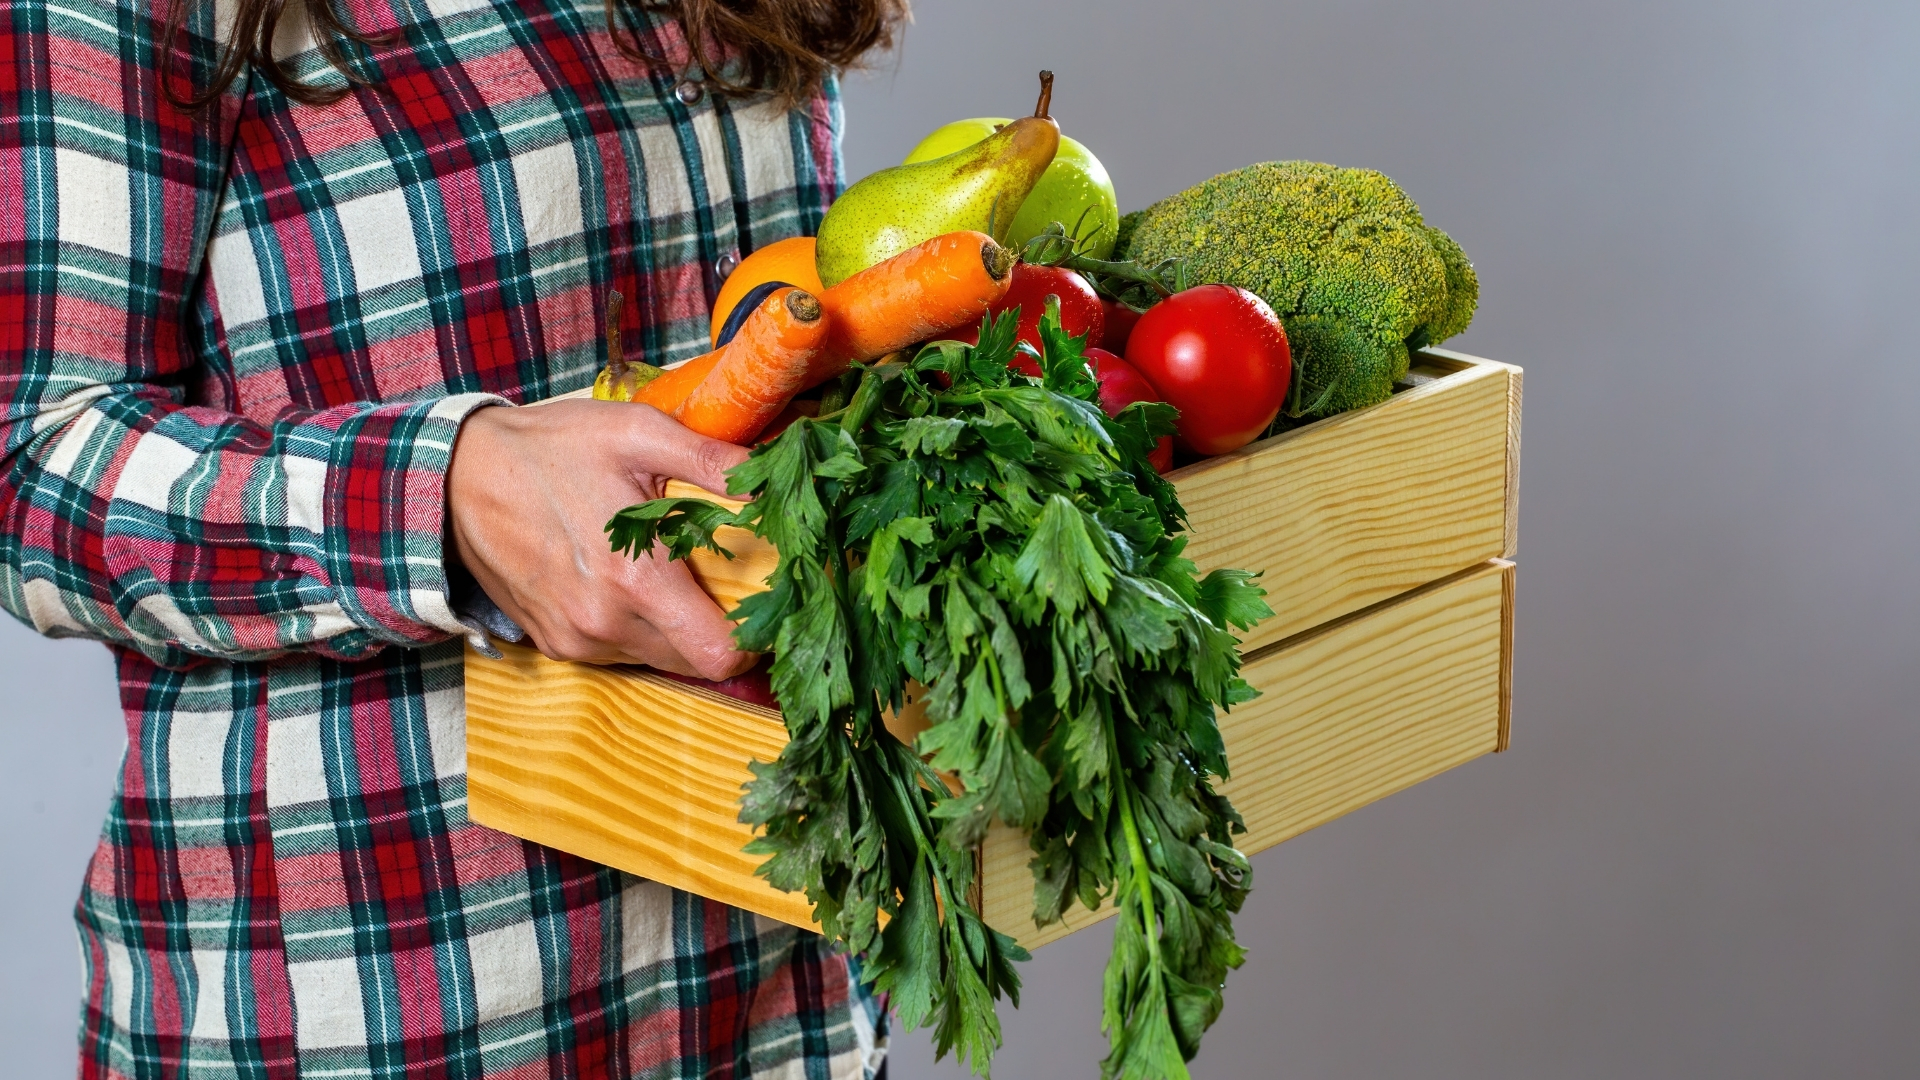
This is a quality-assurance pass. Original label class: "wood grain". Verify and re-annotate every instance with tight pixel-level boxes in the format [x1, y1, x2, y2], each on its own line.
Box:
[466, 642, 939, 930]
[465, 643, 817, 928]
[1170, 351, 1517, 653]
[1506, 363, 1524, 558]
[977, 560, 1512, 947]
[1425, 347, 1526, 560]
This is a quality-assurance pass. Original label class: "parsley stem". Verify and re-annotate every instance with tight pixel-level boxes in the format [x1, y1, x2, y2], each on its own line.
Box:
[1060, 254, 1177, 298]
[881, 737, 965, 916]
[1114, 749, 1166, 979]
[981, 645, 1011, 718]
[842, 367, 886, 435]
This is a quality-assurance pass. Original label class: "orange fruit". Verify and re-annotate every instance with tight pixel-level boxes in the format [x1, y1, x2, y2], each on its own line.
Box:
[710, 236, 825, 346]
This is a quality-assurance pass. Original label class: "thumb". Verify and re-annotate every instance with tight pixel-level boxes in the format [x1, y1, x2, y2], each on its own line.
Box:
[621, 403, 751, 495]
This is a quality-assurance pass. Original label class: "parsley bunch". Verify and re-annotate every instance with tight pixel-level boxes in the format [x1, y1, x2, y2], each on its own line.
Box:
[609, 300, 1271, 1078]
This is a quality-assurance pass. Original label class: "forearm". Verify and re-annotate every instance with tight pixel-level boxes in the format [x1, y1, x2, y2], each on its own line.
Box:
[1, 384, 506, 667]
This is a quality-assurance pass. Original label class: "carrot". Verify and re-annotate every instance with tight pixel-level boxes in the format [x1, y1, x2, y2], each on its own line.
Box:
[674, 287, 829, 444]
[628, 350, 723, 413]
[808, 231, 1016, 388]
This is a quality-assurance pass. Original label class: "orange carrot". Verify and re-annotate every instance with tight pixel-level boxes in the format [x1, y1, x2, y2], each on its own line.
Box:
[630, 350, 723, 413]
[809, 231, 1016, 388]
[674, 288, 829, 444]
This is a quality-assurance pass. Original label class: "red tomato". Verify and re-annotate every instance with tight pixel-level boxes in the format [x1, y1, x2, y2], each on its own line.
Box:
[962, 263, 1105, 376]
[1087, 348, 1174, 472]
[1100, 299, 1143, 354]
[1124, 285, 1290, 456]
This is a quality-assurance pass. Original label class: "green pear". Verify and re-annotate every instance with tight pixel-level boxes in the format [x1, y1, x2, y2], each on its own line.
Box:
[815, 73, 1061, 288]
[905, 115, 1119, 260]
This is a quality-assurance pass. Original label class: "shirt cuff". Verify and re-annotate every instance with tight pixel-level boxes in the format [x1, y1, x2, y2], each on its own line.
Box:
[318, 392, 509, 650]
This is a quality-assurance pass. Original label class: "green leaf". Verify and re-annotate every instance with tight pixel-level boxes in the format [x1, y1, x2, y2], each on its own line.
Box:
[729, 421, 826, 562]
[844, 458, 921, 543]
[1037, 293, 1100, 401]
[604, 497, 740, 561]
[932, 917, 1004, 1075]
[1014, 495, 1115, 615]
[730, 561, 800, 653]
[1059, 695, 1111, 793]
[1102, 969, 1190, 1080]
[1106, 399, 1179, 470]
[864, 516, 934, 614]
[900, 415, 969, 456]
[966, 309, 1021, 385]
[1101, 575, 1183, 661]
[769, 562, 852, 727]
[814, 450, 867, 480]
[970, 414, 1036, 460]
[1195, 568, 1274, 632]
[1163, 970, 1225, 1062]
[871, 853, 941, 1031]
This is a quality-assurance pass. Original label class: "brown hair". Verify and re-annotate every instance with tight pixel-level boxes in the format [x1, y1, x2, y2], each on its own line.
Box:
[162, 0, 908, 111]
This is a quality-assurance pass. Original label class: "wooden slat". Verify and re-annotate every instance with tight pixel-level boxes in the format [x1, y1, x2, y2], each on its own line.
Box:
[1170, 352, 1516, 652]
[977, 559, 1511, 947]
[1505, 362, 1524, 558]
[466, 640, 937, 929]
[655, 352, 1520, 646]
[465, 643, 816, 928]
[1497, 558, 1516, 752]
[1438, 346, 1527, 560]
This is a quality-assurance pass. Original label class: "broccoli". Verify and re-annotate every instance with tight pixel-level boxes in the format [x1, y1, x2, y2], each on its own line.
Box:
[1118, 161, 1477, 417]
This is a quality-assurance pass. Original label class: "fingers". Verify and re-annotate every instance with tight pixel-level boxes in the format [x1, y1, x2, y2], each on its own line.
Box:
[521, 609, 680, 670]
[613, 544, 757, 680]
[617, 404, 751, 496]
[521, 542, 755, 681]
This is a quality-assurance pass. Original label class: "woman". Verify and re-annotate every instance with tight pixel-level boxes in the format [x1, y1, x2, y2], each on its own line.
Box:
[0, 0, 904, 1072]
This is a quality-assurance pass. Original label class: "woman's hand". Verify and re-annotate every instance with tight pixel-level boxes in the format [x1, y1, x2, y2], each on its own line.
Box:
[446, 400, 755, 680]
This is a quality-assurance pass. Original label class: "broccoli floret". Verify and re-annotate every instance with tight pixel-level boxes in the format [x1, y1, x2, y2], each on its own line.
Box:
[1111, 208, 1146, 260]
[1124, 161, 1478, 417]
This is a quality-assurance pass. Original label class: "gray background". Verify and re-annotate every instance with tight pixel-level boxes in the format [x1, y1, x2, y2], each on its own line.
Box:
[4, 0, 1917, 1075]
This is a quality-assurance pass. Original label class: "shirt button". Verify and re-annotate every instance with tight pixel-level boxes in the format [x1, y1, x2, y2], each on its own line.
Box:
[715, 250, 739, 280]
[675, 80, 704, 106]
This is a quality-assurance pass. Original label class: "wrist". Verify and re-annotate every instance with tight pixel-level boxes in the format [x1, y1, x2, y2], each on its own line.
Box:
[446, 402, 516, 578]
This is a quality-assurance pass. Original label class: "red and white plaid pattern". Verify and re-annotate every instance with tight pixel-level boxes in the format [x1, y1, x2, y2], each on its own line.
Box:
[0, 0, 882, 1072]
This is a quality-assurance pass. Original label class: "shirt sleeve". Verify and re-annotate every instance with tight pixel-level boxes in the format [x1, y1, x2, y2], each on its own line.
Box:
[0, 0, 503, 668]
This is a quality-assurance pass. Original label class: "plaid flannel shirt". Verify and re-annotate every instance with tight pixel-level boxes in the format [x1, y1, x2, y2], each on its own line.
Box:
[0, 0, 887, 1074]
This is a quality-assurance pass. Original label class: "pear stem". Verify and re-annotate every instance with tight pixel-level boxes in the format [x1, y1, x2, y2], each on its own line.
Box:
[1034, 70, 1053, 120]
[605, 290, 626, 380]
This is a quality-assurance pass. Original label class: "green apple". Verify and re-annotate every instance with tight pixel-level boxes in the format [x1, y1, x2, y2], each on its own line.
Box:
[904, 118, 1120, 260]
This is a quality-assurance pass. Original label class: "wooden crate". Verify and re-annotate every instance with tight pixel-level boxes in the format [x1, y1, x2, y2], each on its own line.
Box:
[464, 349, 1522, 947]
